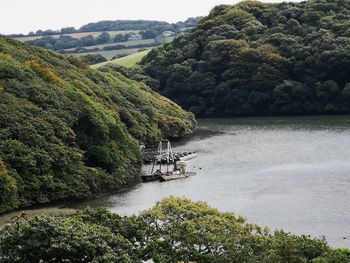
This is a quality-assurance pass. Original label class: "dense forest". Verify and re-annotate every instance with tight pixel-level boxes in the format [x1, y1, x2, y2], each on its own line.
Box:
[139, 0, 350, 117]
[0, 36, 195, 213]
[0, 197, 349, 262]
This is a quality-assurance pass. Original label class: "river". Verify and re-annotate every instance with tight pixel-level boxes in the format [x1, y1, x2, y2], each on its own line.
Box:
[70, 116, 350, 248]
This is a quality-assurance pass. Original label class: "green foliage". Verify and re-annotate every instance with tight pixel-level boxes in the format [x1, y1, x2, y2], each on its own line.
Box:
[0, 37, 195, 212]
[80, 53, 107, 65]
[0, 198, 349, 262]
[140, 0, 350, 117]
[96, 32, 111, 44]
[0, 160, 19, 213]
[137, 197, 350, 262]
[0, 216, 140, 262]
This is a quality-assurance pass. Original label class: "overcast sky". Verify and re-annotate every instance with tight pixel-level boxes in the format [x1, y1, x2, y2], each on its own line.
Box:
[1, 0, 301, 35]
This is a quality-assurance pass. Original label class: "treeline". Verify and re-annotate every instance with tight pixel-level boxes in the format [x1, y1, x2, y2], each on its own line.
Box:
[77, 18, 201, 34]
[24, 31, 144, 51]
[80, 20, 169, 32]
[80, 54, 107, 65]
[6, 21, 167, 38]
[26, 34, 161, 53]
[0, 37, 195, 213]
[1, 197, 349, 262]
[139, 0, 350, 117]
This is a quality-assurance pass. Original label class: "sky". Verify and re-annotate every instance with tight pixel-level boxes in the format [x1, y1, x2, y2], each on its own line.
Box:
[0, 0, 301, 35]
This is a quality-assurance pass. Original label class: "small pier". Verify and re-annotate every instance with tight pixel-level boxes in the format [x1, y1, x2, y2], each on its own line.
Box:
[142, 150, 197, 164]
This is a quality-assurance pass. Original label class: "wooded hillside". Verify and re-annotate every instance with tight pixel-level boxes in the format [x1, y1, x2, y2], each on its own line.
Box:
[0, 37, 195, 213]
[140, 0, 350, 116]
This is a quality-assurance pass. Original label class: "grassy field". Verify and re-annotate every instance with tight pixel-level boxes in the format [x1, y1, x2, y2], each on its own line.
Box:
[12, 30, 140, 42]
[65, 38, 157, 51]
[92, 49, 151, 68]
[70, 47, 148, 60]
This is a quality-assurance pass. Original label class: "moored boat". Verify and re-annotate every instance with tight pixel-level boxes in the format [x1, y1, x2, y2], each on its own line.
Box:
[159, 161, 196, 182]
[141, 169, 163, 182]
[141, 140, 197, 183]
[141, 140, 174, 182]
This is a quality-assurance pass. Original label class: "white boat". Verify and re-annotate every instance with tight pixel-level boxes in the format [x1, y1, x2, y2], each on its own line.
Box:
[179, 152, 197, 161]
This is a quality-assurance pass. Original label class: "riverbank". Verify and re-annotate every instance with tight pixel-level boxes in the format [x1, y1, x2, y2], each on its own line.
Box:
[0, 177, 142, 227]
[2, 116, 350, 248]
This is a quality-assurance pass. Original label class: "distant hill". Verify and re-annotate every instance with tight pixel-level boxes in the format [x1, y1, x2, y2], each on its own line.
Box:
[0, 37, 195, 213]
[6, 18, 201, 38]
[140, 0, 350, 117]
[6, 18, 202, 65]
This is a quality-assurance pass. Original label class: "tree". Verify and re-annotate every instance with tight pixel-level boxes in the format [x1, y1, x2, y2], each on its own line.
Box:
[96, 32, 111, 44]
[113, 33, 129, 42]
[0, 216, 140, 262]
[0, 160, 19, 213]
[79, 35, 96, 46]
[80, 54, 107, 65]
[60, 27, 77, 34]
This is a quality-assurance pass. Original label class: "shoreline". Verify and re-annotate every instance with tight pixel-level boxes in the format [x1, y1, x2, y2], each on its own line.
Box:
[0, 176, 142, 226]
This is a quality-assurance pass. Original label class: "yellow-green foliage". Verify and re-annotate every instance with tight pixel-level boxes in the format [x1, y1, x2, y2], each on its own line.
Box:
[0, 36, 195, 213]
[0, 84, 4, 93]
[0, 160, 19, 213]
[0, 53, 12, 60]
[26, 59, 64, 87]
[93, 50, 151, 69]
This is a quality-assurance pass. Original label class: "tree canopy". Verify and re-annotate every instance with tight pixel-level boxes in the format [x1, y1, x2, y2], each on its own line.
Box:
[0, 197, 349, 262]
[139, 0, 350, 117]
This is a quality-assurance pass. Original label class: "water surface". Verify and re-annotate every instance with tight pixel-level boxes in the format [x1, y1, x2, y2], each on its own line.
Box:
[73, 116, 350, 248]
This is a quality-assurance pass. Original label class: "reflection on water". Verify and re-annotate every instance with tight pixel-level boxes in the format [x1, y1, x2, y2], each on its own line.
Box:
[72, 116, 350, 248]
